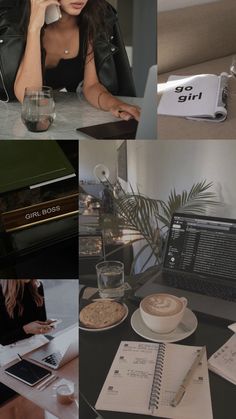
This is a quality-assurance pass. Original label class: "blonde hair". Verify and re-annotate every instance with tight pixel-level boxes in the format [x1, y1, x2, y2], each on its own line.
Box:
[0, 280, 44, 319]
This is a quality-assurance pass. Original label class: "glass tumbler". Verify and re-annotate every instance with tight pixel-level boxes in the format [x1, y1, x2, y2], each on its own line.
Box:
[96, 260, 124, 299]
[21, 86, 56, 132]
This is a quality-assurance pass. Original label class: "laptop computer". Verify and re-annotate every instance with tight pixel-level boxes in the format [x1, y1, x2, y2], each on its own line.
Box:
[135, 213, 236, 321]
[135, 64, 157, 140]
[76, 65, 157, 140]
[29, 324, 78, 370]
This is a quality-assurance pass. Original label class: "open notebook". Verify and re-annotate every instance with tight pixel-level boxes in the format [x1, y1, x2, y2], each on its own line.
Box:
[158, 73, 228, 122]
[208, 334, 236, 385]
[95, 341, 213, 419]
[0, 335, 49, 367]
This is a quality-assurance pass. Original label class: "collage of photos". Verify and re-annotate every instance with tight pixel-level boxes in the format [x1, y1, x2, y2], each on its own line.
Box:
[0, 1, 236, 419]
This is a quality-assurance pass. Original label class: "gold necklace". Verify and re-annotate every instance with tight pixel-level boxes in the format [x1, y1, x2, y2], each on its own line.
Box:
[45, 26, 78, 56]
[63, 26, 79, 55]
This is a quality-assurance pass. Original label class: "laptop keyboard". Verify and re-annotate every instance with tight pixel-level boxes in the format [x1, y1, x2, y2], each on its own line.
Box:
[42, 351, 62, 366]
[163, 272, 236, 302]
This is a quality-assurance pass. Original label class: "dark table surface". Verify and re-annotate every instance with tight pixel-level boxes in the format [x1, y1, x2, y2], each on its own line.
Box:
[80, 274, 235, 419]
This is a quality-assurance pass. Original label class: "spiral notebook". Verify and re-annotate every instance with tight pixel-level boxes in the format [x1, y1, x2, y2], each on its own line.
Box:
[158, 73, 228, 122]
[95, 341, 213, 419]
[208, 334, 236, 384]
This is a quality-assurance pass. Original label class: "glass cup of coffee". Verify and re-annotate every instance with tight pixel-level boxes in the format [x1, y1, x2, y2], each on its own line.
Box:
[96, 260, 124, 299]
[21, 86, 56, 132]
[140, 293, 187, 333]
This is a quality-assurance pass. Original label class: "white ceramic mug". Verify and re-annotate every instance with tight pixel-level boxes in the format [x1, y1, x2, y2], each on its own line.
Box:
[140, 293, 188, 334]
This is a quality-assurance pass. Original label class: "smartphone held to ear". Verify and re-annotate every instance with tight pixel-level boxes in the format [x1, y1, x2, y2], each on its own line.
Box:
[45, 5, 61, 25]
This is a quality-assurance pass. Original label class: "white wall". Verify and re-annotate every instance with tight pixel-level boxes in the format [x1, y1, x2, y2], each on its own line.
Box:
[79, 140, 236, 273]
[126, 140, 236, 272]
[127, 140, 236, 218]
[158, 0, 220, 12]
[79, 138, 236, 222]
[79, 141, 117, 183]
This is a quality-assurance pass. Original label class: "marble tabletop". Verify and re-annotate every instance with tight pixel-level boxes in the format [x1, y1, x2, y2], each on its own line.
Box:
[0, 92, 142, 140]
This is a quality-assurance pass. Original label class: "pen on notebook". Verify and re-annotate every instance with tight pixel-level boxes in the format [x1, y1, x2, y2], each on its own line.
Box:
[171, 346, 206, 407]
[36, 374, 56, 390]
[17, 353, 23, 360]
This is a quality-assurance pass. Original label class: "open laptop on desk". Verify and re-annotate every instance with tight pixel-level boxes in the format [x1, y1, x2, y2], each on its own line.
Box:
[135, 213, 236, 321]
[29, 325, 78, 370]
[76, 65, 157, 140]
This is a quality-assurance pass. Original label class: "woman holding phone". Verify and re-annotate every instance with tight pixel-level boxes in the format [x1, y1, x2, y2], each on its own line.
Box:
[13, 0, 140, 121]
[0, 279, 53, 405]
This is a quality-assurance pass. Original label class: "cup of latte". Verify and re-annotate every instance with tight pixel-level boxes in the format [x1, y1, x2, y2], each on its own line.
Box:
[140, 293, 187, 333]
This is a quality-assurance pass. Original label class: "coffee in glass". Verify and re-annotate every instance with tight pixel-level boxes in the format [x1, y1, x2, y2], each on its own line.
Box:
[21, 86, 55, 132]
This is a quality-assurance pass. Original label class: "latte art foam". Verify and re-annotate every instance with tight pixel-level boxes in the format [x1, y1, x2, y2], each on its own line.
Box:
[141, 294, 183, 316]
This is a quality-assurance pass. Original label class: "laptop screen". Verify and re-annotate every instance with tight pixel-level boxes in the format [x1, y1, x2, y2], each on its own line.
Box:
[163, 213, 236, 282]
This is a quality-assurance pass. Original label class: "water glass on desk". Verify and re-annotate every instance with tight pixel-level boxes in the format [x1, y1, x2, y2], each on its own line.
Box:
[230, 55, 236, 78]
[96, 260, 124, 298]
[21, 86, 55, 132]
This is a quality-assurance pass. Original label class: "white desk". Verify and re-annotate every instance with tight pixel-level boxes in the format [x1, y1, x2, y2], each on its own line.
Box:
[0, 92, 142, 140]
[0, 328, 78, 419]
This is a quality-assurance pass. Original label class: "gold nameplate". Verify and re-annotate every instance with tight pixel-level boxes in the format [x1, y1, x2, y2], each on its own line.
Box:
[1, 194, 78, 232]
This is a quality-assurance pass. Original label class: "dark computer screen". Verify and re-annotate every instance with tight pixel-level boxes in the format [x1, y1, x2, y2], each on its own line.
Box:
[164, 213, 236, 281]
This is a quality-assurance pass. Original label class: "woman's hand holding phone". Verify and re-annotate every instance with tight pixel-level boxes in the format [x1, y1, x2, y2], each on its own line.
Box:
[23, 320, 54, 335]
[29, 0, 60, 33]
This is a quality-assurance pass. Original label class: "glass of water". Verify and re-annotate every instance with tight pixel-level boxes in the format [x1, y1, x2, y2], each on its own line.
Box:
[96, 260, 124, 299]
[21, 86, 56, 132]
[230, 55, 236, 78]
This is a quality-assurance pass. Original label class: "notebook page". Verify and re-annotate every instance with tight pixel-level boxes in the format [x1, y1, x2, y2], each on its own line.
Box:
[0, 335, 49, 367]
[158, 74, 219, 118]
[95, 341, 159, 415]
[156, 344, 213, 419]
[208, 334, 236, 385]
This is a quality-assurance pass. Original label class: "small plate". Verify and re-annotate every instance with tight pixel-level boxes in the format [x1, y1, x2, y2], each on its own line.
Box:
[79, 303, 129, 332]
[131, 308, 198, 343]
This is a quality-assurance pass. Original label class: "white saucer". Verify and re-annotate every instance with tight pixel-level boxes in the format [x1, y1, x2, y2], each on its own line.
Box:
[79, 303, 129, 332]
[131, 308, 198, 343]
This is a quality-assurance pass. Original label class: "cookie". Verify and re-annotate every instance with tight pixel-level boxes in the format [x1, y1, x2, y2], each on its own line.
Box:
[79, 300, 126, 329]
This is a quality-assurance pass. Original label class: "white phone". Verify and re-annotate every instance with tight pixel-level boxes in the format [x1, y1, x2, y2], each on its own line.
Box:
[45, 5, 61, 25]
[49, 319, 62, 327]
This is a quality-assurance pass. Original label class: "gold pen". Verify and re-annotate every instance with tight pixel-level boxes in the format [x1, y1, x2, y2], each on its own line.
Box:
[39, 375, 59, 391]
[37, 374, 58, 391]
[171, 346, 206, 407]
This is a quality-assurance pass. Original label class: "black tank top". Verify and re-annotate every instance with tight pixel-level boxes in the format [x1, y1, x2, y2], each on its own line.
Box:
[44, 31, 85, 92]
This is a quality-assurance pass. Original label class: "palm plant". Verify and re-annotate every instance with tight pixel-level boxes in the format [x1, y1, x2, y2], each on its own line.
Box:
[101, 180, 221, 273]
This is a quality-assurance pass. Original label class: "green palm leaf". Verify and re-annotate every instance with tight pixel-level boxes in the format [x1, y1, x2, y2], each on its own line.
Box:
[158, 180, 220, 227]
[97, 179, 220, 273]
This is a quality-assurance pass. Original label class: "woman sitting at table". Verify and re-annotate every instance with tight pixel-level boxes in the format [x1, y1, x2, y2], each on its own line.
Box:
[0, 280, 53, 405]
[11, 0, 140, 121]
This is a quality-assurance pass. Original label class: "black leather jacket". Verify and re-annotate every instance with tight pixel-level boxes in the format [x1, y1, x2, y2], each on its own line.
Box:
[0, 0, 136, 101]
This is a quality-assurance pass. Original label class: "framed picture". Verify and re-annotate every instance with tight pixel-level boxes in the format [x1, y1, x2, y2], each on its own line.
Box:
[117, 141, 127, 182]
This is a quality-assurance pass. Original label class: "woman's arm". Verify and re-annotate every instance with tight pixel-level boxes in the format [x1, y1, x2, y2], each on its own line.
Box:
[0, 321, 53, 346]
[0, 283, 51, 346]
[83, 47, 140, 121]
[14, 0, 60, 103]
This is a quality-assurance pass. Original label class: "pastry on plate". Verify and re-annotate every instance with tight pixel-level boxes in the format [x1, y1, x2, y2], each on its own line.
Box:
[80, 300, 126, 329]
